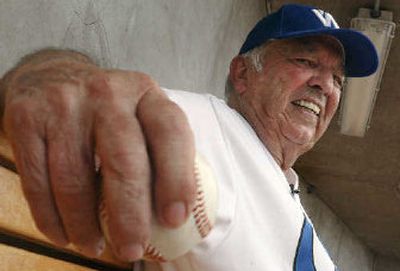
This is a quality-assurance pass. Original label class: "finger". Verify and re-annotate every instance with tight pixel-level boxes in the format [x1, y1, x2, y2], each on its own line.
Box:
[137, 89, 196, 228]
[46, 109, 105, 258]
[95, 104, 151, 262]
[3, 100, 68, 246]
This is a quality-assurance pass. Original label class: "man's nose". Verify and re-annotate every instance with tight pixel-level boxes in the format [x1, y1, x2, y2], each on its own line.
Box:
[307, 67, 335, 95]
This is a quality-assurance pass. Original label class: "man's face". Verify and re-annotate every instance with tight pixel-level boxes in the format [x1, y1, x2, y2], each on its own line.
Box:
[237, 36, 344, 153]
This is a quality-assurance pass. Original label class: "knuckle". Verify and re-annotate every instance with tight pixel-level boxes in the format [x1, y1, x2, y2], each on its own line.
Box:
[4, 99, 38, 131]
[109, 177, 149, 202]
[166, 110, 189, 134]
[155, 99, 184, 120]
[46, 85, 79, 118]
[118, 70, 155, 88]
[109, 211, 151, 243]
[52, 174, 93, 196]
[157, 106, 191, 138]
[117, 212, 147, 228]
[103, 146, 150, 180]
[88, 73, 133, 113]
[123, 182, 148, 201]
[5, 86, 81, 134]
[86, 71, 116, 101]
[54, 182, 91, 196]
[131, 72, 158, 91]
[113, 70, 158, 98]
[105, 180, 151, 236]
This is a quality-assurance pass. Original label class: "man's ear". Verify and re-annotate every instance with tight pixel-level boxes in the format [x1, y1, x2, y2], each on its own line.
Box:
[229, 56, 249, 95]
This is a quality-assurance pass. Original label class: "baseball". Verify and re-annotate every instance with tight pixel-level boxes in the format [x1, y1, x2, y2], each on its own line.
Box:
[99, 154, 218, 262]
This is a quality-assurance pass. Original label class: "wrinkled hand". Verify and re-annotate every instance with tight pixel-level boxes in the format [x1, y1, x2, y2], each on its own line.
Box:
[0, 50, 196, 261]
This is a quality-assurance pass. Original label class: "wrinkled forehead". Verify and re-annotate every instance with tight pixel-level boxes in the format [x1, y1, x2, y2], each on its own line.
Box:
[268, 35, 345, 73]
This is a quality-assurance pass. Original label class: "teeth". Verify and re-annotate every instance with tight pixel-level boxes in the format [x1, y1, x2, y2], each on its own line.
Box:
[293, 100, 320, 116]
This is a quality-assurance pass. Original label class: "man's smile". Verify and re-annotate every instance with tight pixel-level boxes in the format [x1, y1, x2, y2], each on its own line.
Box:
[292, 99, 321, 116]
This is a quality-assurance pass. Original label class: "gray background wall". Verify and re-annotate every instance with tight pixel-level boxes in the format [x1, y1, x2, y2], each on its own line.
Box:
[0, 1, 398, 270]
[0, 0, 264, 96]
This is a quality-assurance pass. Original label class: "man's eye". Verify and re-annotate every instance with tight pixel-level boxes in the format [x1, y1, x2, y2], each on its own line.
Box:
[333, 75, 344, 89]
[294, 58, 316, 68]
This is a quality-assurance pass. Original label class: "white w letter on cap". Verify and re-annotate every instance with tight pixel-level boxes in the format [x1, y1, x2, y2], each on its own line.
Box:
[312, 9, 339, 28]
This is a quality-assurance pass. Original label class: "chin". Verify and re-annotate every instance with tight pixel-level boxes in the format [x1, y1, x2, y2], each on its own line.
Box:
[283, 126, 316, 147]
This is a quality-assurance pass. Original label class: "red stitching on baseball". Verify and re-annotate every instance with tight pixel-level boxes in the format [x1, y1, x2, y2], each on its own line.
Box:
[99, 157, 214, 262]
[192, 160, 212, 238]
[144, 244, 166, 262]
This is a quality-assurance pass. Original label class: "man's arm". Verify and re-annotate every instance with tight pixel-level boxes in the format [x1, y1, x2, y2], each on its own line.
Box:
[0, 49, 196, 262]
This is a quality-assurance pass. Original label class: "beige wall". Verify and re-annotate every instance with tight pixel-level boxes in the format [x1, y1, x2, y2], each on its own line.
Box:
[300, 181, 400, 271]
[374, 255, 400, 271]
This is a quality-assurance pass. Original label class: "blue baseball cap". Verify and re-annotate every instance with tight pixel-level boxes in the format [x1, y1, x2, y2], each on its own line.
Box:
[239, 4, 378, 77]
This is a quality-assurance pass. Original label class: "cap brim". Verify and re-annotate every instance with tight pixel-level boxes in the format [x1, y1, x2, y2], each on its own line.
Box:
[277, 29, 379, 77]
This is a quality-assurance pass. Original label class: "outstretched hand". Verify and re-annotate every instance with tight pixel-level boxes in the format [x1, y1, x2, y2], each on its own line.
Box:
[0, 49, 196, 262]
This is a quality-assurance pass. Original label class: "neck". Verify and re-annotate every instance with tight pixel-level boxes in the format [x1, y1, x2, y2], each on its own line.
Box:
[262, 134, 301, 171]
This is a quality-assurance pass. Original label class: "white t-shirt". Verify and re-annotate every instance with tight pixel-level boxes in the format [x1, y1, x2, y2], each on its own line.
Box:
[141, 89, 336, 271]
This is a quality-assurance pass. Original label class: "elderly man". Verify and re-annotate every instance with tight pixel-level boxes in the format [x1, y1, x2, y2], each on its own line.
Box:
[0, 4, 377, 271]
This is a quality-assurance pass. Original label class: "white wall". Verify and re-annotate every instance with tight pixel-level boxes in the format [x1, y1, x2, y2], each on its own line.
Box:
[0, 0, 266, 97]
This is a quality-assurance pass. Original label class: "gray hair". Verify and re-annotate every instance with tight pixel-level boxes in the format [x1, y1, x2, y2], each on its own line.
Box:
[225, 44, 268, 99]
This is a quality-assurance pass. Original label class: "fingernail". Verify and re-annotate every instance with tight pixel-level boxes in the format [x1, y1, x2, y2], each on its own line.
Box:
[49, 232, 69, 247]
[118, 244, 144, 261]
[163, 201, 187, 227]
[78, 238, 106, 258]
[95, 238, 106, 256]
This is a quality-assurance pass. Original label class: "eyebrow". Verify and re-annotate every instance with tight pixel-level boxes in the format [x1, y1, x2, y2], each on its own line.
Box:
[285, 41, 345, 74]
